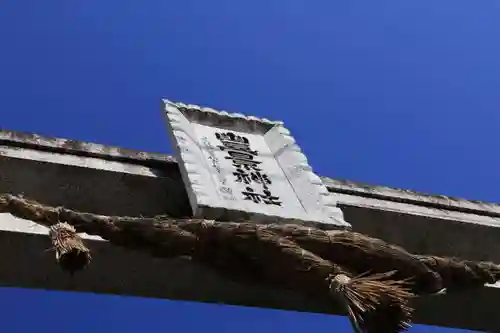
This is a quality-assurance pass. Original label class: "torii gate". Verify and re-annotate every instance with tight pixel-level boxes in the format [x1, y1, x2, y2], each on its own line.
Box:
[0, 100, 497, 331]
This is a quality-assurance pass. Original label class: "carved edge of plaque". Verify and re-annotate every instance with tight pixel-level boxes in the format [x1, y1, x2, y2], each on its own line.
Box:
[163, 100, 221, 212]
[264, 125, 350, 229]
[162, 99, 351, 230]
[163, 100, 283, 126]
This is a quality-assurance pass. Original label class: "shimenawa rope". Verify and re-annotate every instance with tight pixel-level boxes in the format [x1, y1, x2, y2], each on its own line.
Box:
[0, 193, 498, 333]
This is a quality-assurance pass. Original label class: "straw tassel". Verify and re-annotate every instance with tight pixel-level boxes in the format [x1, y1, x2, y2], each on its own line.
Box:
[329, 272, 414, 333]
[49, 222, 91, 274]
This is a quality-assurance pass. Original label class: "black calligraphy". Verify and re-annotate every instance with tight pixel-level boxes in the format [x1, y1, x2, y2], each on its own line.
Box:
[215, 131, 281, 206]
[219, 185, 236, 201]
[202, 136, 223, 176]
[202, 136, 235, 202]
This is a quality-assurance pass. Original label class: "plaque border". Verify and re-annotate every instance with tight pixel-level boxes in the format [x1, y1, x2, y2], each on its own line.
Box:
[163, 99, 350, 229]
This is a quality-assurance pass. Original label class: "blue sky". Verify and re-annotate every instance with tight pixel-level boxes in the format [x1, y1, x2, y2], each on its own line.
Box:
[0, 0, 497, 332]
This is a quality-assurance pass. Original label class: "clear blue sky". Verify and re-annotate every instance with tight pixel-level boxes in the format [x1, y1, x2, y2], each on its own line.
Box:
[0, 0, 496, 332]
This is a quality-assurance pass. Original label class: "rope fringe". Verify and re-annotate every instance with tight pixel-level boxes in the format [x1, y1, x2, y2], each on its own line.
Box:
[49, 222, 91, 274]
[0, 193, 498, 333]
[329, 272, 413, 333]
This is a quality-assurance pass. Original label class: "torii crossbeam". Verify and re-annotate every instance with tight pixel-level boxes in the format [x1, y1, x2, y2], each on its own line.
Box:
[0, 129, 498, 332]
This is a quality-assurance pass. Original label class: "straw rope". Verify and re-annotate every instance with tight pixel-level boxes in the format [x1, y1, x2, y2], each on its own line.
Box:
[0, 193, 498, 333]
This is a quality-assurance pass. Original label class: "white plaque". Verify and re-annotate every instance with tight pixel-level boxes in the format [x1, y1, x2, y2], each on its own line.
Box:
[163, 99, 350, 229]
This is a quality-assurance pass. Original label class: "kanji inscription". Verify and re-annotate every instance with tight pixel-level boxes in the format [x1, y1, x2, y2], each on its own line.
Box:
[215, 131, 281, 206]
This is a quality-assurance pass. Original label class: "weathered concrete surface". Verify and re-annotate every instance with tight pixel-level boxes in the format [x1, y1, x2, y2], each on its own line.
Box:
[1, 129, 499, 331]
[324, 177, 500, 221]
